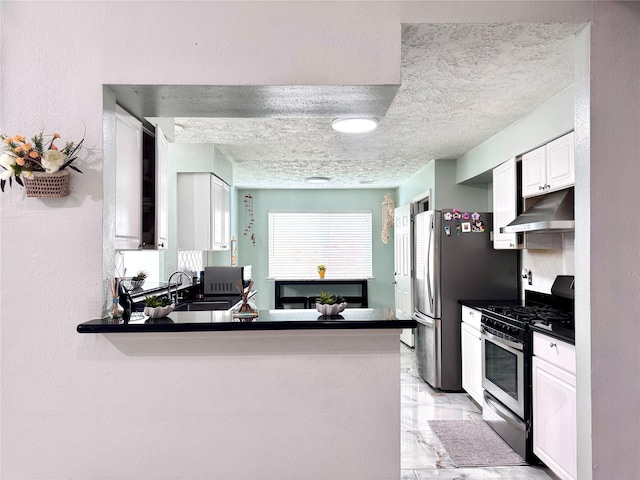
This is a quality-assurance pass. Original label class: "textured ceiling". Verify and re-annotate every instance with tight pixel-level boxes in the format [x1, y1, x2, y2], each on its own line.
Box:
[173, 23, 584, 189]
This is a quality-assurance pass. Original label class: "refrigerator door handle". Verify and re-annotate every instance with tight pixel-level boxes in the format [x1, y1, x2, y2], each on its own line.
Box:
[426, 217, 435, 313]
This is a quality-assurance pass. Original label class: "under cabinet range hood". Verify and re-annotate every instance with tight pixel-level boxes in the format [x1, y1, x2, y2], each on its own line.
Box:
[501, 188, 574, 233]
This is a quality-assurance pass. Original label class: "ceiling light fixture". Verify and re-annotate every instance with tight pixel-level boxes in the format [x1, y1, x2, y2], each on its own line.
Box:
[331, 117, 379, 134]
[305, 176, 331, 184]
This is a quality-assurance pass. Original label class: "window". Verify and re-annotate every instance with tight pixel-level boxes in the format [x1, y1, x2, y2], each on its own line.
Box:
[268, 211, 373, 279]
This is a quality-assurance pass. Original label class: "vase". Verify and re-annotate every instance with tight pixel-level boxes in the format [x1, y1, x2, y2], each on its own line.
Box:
[110, 297, 124, 320]
[318, 270, 325, 279]
[144, 305, 175, 319]
[22, 170, 70, 198]
[316, 302, 347, 315]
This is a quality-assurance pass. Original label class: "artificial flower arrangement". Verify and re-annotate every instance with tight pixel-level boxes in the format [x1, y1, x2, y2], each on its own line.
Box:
[0, 131, 83, 192]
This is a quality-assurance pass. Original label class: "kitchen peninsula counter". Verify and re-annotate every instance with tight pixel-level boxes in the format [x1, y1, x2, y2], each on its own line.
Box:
[75, 307, 411, 479]
[77, 308, 415, 333]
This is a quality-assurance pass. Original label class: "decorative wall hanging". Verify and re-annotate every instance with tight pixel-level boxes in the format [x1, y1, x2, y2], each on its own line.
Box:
[243, 193, 256, 246]
[381, 193, 395, 244]
[231, 237, 238, 266]
[0, 131, 83, 197]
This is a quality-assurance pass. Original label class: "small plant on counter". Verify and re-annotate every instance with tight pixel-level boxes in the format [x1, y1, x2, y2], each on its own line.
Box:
[317, 291, 345, 305]
[143, 295, 174, 319]
[133, 270, 147, 281]
[317, 264, 326, 273]
[144, 295, 172, 308]
[316, 291, 347, 316]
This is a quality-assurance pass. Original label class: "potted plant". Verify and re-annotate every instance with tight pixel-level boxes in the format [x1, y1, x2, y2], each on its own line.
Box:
[143, 295, 174, 319]
[316, 291, 347, 315]
[131, 270, 147, 289]
[0, 131, 83, 197]
[317, 264, 326, 279]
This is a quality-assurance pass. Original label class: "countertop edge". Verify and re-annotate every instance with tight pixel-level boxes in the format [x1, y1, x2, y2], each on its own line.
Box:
[77, 319, 416, 334]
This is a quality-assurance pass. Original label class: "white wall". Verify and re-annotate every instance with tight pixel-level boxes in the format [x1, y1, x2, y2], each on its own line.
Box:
[4, 2, 639, 479]
[521, 233, 575, 296]
[583, 4, 640, 479]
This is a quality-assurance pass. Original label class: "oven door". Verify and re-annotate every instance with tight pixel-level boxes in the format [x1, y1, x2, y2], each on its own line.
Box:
[481, 329, 525, 418]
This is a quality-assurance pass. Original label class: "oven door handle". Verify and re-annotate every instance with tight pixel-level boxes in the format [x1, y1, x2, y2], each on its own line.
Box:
[484, 393, 526, 431]
[482, 330, 523, 352]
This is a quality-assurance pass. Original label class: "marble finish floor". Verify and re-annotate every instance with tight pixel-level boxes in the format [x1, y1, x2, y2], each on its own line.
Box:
[400, 343, 555, 480]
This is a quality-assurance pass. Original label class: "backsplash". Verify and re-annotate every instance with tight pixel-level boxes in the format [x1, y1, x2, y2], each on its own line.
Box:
[521, 232, 574, 298]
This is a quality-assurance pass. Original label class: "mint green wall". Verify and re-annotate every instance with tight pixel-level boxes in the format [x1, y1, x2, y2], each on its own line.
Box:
[397, 160, 488, 211]
[397, 161, 434, 206]
[235, 188, 396, 309]
[431, 160, 489, 211]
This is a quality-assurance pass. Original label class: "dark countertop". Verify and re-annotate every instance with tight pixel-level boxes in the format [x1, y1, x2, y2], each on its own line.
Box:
[530, 323, 575, 345]
[77, 308, 416, 333]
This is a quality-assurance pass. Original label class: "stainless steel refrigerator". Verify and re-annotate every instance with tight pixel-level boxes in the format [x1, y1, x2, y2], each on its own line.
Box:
[412, 210, 517, 391]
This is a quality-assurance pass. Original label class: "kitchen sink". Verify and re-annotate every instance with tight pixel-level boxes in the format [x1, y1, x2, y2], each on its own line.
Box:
[174, 300, 231, 311]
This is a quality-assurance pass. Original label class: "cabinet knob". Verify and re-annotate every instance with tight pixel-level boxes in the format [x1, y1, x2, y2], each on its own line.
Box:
[539, 185, 544, 190]
[549, 342, 557, 348]
[158, 242, 165, 248]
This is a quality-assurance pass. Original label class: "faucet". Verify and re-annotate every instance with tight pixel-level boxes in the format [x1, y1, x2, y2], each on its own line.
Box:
[167, 270, 191, 305]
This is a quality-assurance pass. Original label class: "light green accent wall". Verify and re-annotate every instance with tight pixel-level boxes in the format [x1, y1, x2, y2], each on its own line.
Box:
[235, 188, 396, 310]
[397, 161, 434, 206]
[432, 160, 489, 211]
[456, 85, 575, 183]
[397, 160, 488, 211]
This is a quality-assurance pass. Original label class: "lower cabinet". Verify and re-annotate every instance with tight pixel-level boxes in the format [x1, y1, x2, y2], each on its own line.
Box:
[461, 306, 483, 405]
[532, 332, 577, 480]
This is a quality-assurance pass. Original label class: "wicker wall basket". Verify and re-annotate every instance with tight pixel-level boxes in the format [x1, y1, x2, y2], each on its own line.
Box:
[23, 170, 70, 198]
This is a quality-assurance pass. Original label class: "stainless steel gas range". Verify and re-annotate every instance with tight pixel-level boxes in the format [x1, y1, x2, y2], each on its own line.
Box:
[480, 276, 575, 463]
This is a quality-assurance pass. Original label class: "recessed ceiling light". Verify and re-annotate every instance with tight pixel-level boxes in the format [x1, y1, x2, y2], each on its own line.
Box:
[331, 117, 379, 134]
[305, 176, 331, 184]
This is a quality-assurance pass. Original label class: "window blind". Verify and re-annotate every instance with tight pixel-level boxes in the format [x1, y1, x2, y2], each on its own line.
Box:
[268, 211, 373, 279]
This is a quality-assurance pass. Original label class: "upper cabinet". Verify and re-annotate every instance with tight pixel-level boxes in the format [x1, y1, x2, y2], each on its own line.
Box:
[115, 105, 169, 251]
[522, 131, 575, 198]
[492, 157, 522, 250]
[155, 126, 169, 249]
[115, 105, 143, 250]
[177, 173, 231, 251]
[141, 124, 169, 250]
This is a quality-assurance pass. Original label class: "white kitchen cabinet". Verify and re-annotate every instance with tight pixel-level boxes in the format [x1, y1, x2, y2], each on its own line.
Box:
[115, 105, 143, 250]
[522, 131, 575, 198]
[212, 177, 231, 249]
[532, 332, 577, 480]
[492, 157, 521, 250]
[177, 173, 230, 251]
[461, 306, 483, 406]
[153, 125, 169, 249]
